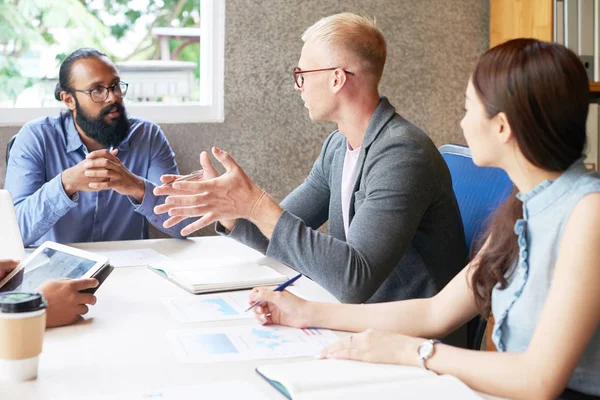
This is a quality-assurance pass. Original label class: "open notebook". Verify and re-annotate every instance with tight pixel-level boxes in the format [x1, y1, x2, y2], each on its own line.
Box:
[148, 257, 288, 294]
[256, 359, 483, 400]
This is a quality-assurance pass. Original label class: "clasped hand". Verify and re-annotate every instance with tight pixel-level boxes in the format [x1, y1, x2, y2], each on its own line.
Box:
[61, 149, 145, 202]
[153, 147, 263, 236]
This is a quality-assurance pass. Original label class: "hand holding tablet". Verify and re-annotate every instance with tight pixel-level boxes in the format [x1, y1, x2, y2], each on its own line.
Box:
[0, 259, 19, 281]
[0, 191, 114, 328]
[0, 242, 115, 328]
[37, 278, 99, 327]
[0, 242, 112, 294]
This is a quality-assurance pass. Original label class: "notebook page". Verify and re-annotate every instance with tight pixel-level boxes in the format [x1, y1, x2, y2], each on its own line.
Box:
[153, 256, 256, 273]
[301, 375, 482, 400]
[170, 264, 287, 289]
[149, 256, 263, 278]
[257, 359, 434, 396]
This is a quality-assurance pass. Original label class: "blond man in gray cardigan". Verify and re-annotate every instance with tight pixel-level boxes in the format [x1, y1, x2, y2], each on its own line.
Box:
[154, 13, 466, 306]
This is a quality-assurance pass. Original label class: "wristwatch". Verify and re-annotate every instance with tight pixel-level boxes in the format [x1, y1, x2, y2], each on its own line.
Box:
[417, 339, 440, 370]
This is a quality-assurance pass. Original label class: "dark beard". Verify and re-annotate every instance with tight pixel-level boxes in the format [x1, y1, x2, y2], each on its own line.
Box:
[74, 99, 131, 148]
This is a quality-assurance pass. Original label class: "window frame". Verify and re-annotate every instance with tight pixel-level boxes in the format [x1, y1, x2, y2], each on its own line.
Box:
[0, 0, 225, 126]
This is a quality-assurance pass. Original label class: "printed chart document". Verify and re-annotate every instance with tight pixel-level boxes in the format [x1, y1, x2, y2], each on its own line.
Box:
[256, 359, 482, 400]
[80, 381, 268, 400]
[167, 325, 339, 363]
[161, 290, 254, 323]
[96, 248, 170, 268]
[149, 257, 288, 294]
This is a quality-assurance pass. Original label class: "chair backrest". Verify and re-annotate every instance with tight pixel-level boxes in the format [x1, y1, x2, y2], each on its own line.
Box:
[5, 134, 17, 167]
[439, 144, 513, 254]
[440, 144, 514, 350]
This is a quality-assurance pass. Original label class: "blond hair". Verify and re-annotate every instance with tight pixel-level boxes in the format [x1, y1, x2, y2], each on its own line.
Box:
[302, 13, 387, 83]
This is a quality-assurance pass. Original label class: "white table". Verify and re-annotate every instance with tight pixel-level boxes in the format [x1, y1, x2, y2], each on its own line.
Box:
[0, 237, 500, 399]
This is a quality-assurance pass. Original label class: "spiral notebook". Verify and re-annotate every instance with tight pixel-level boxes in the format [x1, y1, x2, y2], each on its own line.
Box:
[148, 257, 288, 294]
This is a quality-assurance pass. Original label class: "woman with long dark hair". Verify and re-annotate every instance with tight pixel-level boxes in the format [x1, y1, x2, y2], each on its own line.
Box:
[249, 38, 600, 399]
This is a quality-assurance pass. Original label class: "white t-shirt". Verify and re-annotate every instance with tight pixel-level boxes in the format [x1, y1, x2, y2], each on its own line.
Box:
[341, 142, 362, 237]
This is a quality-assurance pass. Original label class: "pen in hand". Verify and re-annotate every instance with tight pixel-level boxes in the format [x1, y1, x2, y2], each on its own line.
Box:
[161, 169, 204, 187]
[245, 273, 303, 312]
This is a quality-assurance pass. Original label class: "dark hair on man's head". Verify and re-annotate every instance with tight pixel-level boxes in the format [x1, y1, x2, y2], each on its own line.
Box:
[54, 48, 108, 101]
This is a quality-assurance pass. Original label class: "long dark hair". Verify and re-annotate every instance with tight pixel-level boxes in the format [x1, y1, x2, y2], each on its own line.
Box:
[54, 48, 107, 101]
[469, 39, 589, 316]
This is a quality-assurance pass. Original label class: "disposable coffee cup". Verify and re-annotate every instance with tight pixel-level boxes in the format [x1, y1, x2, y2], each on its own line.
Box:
[0, 292, 47, 381]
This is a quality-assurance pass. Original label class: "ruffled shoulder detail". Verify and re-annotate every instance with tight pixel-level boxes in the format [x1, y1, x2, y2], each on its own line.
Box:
[491, 217, 530, 351]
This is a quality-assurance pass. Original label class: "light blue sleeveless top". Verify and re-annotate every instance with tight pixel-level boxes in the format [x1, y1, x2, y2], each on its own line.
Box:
[491, 160, 600, 396]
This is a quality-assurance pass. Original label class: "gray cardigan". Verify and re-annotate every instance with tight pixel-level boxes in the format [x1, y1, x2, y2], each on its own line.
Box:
[217, 98, 467, 304]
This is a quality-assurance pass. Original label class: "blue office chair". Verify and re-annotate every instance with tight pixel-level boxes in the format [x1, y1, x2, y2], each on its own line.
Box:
[439, 144, 513, 349]
[440, 144, 513, 254]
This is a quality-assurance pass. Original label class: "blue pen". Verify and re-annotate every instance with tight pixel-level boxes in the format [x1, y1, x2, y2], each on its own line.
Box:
[245, 273, 302, 312]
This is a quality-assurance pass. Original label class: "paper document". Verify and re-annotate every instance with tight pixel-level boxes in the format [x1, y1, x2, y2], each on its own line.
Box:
[168, 325, 339, 363]
[97, 248, 170, 267]
[161, 291, 254, 323]
[79, 381, 267, 400]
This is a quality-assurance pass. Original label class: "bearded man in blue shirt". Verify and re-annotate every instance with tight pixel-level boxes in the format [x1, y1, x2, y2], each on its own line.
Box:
[5, 48, 185, 246]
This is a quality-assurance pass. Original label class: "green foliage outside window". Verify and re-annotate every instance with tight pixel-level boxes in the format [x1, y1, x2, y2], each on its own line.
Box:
[0, 0, 200, 105]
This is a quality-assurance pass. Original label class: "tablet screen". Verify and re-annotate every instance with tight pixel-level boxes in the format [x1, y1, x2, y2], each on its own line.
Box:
[1, 247, 98, 292]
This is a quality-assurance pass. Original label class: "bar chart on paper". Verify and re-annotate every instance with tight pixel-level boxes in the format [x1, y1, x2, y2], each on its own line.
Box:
[161, 291, 254, 323]
[167, 325, 339, 363]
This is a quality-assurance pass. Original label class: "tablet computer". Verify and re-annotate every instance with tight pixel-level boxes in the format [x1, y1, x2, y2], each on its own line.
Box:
[0, 241, 110, 293]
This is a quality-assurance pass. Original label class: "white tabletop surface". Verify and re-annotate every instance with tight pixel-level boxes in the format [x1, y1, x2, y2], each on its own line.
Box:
[0, 237, 501, 399]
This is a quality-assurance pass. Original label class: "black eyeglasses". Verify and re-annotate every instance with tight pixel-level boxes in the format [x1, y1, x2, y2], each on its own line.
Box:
[72, 81, 129, 103]
[293, 67, 355, 88]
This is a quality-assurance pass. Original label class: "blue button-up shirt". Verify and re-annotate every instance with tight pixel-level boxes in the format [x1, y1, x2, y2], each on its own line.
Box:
[5, 112, 185, 246]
